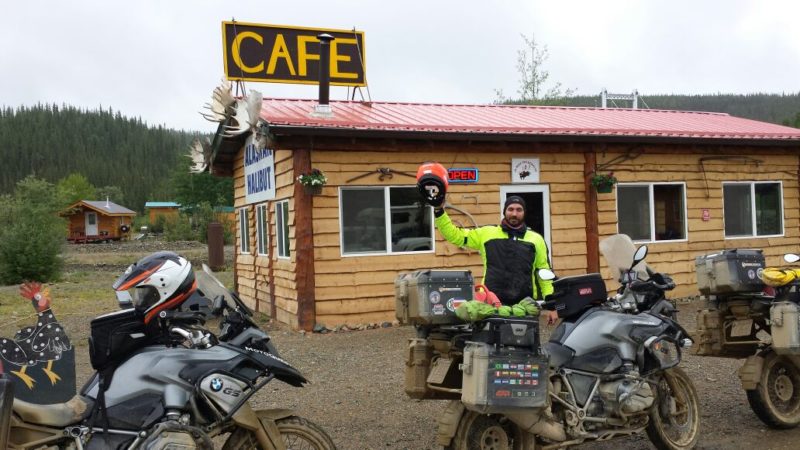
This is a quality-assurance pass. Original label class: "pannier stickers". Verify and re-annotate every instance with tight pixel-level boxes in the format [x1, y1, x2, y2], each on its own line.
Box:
[446, 298, 466, 312]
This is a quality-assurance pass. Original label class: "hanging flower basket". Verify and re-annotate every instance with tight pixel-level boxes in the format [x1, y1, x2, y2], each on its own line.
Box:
[590, 172, 617, 194]
[297, 168, 327, 195]
[303, 184, 323, 195]
[595, 182, 614, 193]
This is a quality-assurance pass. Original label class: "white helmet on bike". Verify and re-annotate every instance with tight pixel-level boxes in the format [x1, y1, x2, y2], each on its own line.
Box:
[113, 251, 196, 323]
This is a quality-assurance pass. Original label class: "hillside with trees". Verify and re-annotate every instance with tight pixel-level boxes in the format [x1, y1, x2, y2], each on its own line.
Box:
[0, 104, 232, 211]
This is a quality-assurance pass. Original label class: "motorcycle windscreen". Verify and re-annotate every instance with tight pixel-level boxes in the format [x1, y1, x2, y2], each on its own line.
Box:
[599, 234, 649, 284]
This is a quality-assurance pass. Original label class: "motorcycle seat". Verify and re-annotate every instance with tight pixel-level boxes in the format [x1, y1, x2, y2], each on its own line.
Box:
[13, 395, 93, 428]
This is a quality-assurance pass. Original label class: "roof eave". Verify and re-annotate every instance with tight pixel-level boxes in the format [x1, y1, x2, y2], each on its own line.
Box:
[267, 124, 800, 147]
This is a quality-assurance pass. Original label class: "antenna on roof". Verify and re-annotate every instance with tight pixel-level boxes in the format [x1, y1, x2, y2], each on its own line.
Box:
[601, 89, 640, 109]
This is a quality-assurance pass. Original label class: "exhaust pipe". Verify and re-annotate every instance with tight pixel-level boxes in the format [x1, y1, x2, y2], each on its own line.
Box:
[505, 411, 567, 442]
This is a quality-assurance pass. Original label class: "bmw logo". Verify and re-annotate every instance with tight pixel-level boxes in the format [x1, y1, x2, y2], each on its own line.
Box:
[210, 378, 223, 392]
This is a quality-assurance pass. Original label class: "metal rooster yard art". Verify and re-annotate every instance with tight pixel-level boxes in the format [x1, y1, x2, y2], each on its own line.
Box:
[0, 282, 76, 403]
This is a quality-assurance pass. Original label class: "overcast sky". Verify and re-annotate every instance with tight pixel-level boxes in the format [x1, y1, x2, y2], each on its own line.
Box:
[2, 0, 798, 132]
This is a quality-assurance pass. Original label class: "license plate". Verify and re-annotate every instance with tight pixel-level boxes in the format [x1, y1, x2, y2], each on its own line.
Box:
[730, 319, 753, 337]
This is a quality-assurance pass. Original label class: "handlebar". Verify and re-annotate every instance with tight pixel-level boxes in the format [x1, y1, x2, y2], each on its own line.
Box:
[631, 278, 674, 292]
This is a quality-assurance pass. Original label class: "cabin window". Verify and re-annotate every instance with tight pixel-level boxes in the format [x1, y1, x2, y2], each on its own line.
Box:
[617, 183, 686, 242]
[339, 186, 434, 255]
[256, 204, 269, 256]
[723, 181, 783, 238]
[238, 208, 250, 254]
[275, 200, 290, 258]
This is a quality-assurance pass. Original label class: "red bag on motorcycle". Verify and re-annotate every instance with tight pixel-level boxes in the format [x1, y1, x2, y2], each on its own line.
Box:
[474, 284, 501, 308]
[416, 162, 448, 207]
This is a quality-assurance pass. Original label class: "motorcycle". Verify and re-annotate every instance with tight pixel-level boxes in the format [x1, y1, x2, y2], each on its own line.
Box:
[2, 264, 336, 450]
[427, 234, 700, 450]
[694, 251, 800, 429]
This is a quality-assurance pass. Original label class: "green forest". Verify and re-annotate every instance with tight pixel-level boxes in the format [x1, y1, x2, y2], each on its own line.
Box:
[0, 104, 232, 212]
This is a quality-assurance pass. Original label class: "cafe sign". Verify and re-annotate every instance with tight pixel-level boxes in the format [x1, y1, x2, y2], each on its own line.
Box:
[222, 21, 366, 86]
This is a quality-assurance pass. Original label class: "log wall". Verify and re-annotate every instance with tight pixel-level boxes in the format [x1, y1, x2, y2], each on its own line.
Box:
[230, 138, 800, 328]
[596, 146, 800, 297]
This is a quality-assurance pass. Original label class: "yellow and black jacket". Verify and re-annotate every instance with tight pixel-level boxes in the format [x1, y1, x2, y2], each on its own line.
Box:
[434, 211, 554, 303]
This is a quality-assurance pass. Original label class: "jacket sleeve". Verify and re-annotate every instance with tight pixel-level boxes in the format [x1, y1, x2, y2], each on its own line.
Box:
[534, 238, 554, 298]
[434, 211, 483, 251]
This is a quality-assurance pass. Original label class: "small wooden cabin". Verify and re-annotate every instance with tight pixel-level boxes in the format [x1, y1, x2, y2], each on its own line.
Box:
[144, 201, 181, 224]
[208, 99, 800, 330]
[64, 200, 136, 243]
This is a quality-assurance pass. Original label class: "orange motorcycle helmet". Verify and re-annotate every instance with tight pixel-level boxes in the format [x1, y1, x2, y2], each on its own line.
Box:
[416, 162, 449, 207]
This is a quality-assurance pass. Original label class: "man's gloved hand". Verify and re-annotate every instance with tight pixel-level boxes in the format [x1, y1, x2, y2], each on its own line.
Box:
[422, 189, 445, 208]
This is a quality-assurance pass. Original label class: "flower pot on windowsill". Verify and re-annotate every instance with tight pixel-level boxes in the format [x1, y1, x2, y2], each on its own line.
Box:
[595, 183, 614, 194]
[303, 184, 323, 195]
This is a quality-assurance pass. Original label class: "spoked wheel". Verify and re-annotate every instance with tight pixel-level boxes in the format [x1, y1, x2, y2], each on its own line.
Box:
[746, 350, 800, 429]
[646, 367, 700, 450]
[222, 416, 336, 450]
[448, 411, 533, 450]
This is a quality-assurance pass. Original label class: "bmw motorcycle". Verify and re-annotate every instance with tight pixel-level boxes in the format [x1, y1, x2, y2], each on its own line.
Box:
[2, 264, 336, 450]
[434, 235, 700, 450]
[694, 251, 800, 429]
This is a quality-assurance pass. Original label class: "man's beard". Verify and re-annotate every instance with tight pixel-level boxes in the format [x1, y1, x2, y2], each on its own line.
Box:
[506, 217, 522, 226]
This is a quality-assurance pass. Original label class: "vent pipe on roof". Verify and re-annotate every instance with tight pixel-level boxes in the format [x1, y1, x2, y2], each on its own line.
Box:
[312, 33, 335, 118]
[105, 197, 110, 208]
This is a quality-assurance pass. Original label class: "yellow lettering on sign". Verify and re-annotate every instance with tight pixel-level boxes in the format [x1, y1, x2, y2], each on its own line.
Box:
[296, 35, 320, 77]
[266, 34, 296, 76]
[330, 38, 359, 79]
[232, 32, 265, 74]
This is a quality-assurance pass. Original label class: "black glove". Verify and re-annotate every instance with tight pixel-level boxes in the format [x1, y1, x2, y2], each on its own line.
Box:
[417, 177, 446, 207]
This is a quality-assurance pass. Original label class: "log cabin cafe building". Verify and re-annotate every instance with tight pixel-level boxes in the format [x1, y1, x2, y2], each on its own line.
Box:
[207, 98, 800, 330]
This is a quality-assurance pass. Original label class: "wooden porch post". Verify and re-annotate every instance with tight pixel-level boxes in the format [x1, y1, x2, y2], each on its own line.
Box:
[584, 148, 600, 273]
[293, 147, 316, 331]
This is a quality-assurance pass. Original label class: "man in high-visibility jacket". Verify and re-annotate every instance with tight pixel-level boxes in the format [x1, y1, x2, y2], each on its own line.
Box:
[434, 195, 556, 322]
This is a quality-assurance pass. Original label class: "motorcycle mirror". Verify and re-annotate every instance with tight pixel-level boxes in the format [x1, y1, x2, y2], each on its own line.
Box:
[115, 290, 134, 309]
[784, 253, 800, 264]
[538, 268, 556, 281]
[631, 245, 648, 269]
[212, 295, 227, 315]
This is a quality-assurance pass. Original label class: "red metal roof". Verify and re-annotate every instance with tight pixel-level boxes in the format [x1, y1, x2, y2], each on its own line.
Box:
[258, 98, 800, 142]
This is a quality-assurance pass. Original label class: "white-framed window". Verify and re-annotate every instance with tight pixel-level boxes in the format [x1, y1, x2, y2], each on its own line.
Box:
[339, 186, 434, 256]
[256, 204, 269, 256]
[238, 208, 250, 254]
[275, 200, 290, 258]
[617, 183, 687, 242]
[723, 181, 783, 238]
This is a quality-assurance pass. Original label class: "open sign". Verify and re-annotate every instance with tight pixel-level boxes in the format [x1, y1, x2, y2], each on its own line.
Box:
[447, 168, 479, 183]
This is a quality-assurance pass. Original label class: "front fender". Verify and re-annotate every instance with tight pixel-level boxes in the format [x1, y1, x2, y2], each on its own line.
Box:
[255, 408, 296, 422]
[231, 404, 296, 450]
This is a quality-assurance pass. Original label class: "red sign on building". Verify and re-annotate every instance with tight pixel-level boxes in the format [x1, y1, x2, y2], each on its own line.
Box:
[448, 168, 479, 183]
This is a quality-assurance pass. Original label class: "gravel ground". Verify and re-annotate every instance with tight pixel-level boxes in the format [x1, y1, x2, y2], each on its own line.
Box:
[20, 241, 800, 449]
[244, 306, 800, 450]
